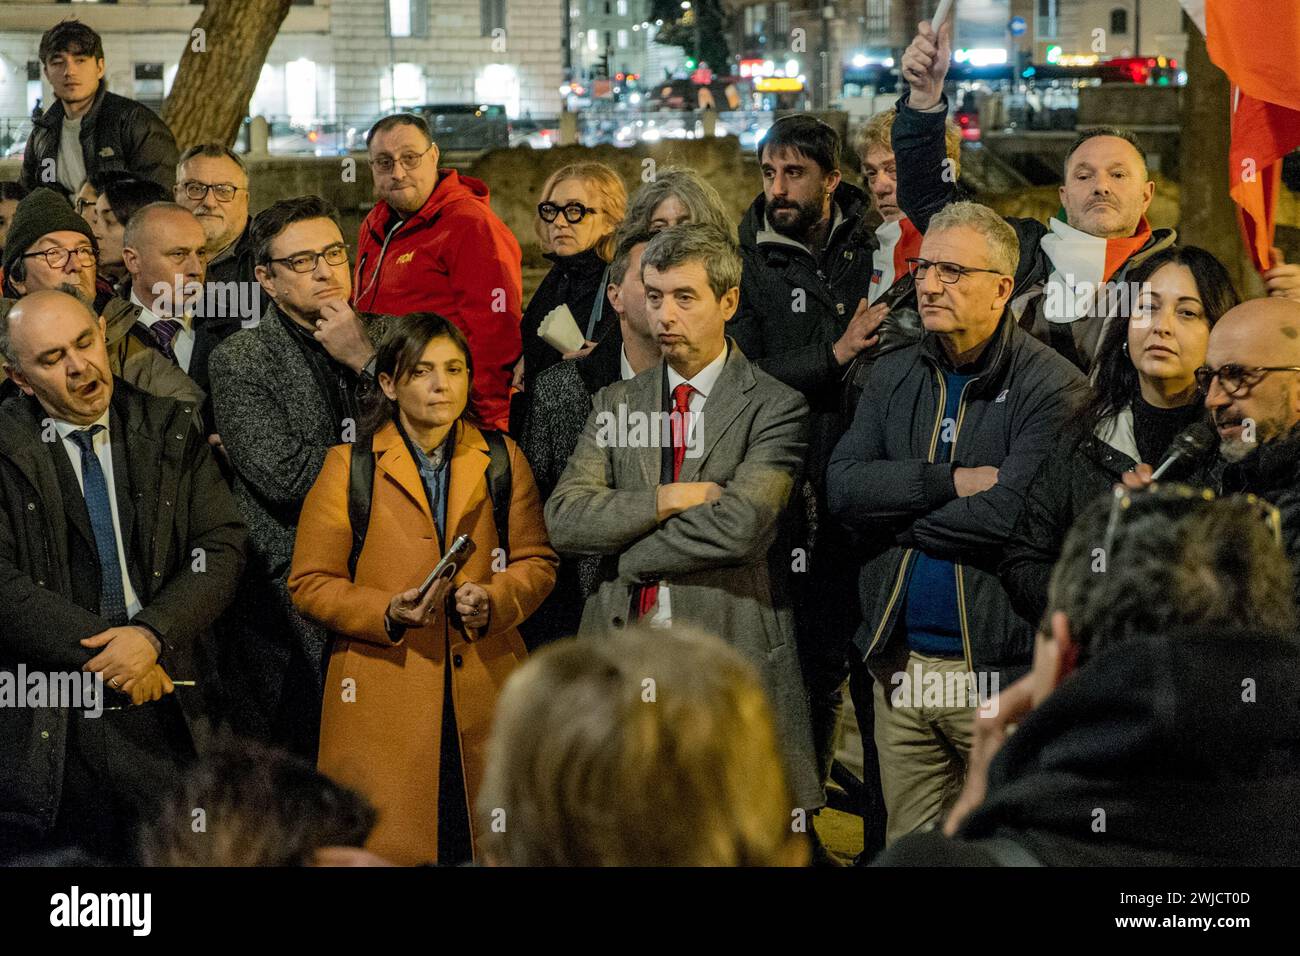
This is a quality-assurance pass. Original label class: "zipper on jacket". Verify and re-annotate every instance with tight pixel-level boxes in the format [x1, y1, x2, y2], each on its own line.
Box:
[949, 379, 978, 675]
[864, 367, 948, 658]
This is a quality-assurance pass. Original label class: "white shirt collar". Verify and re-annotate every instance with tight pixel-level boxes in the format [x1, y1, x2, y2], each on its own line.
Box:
[53, 407, 110, 441]
[130, 287, 192, 328]
[666, 342, 728, 399]
[619, 345, 635, 381]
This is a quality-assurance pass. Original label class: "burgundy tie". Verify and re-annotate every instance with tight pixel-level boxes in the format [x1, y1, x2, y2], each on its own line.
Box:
[633, 383, 695, 622]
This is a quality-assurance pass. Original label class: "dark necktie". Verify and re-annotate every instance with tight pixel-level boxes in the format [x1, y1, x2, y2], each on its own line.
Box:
[68, 426, 128, 626]
[150, 318, 183, 363]
[633, 383, 696, 622]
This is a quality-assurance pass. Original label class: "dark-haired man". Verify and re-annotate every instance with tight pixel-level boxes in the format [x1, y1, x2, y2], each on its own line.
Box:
[731, 114, 913, 857]
[0, 181, 29, 280]
[546, 223, 823, 818]
[897, 18, 1189, 372]
[353, 113, 521, 432]
[209, 195, 386, 757]
[20, 20, 178, 197]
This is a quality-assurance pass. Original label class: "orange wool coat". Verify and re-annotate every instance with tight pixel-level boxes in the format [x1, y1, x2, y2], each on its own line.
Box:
[287, 420, 558, 865]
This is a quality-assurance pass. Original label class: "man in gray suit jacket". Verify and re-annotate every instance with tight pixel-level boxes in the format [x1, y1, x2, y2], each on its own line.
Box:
[545, 224, 822, 811]
[208, 196, 385, 758]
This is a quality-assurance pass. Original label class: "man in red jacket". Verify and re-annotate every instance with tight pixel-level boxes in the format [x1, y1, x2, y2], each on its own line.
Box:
[354, 113, 522, 431]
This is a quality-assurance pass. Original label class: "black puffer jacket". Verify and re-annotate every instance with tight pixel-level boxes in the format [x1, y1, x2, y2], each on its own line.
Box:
[20, 82, 179, 196]
[827, 309, 1089, 681]
[733, 182, 923, 490]
[878, 628, 1300, 866]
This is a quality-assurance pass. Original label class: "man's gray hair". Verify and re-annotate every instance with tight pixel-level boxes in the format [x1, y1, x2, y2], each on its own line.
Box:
[639, 223, 741, 301]
[177, 143, 248, 181]
[927, 201, 1019, 277]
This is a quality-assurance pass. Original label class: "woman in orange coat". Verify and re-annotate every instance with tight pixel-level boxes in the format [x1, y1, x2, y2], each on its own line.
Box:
[289, 313, 558, 865]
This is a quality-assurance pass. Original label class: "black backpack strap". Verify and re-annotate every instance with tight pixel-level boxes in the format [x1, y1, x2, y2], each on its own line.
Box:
[347, 439, 375, 580]
[482, 429, 512, 556]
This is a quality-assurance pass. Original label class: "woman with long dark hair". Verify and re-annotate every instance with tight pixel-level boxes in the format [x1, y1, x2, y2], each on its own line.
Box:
[1000, 246, 1238, 625]
[289, 312, 557, 865]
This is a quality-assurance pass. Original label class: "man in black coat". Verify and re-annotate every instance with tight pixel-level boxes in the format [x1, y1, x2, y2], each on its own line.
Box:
[877, 489, 1300, 866]
[827, 201, 1087, 845]
[20, 21, 179, 198]
[0, 290, 246, 863]
[731, 115, 921, 857]
[208, 196, 385, 758]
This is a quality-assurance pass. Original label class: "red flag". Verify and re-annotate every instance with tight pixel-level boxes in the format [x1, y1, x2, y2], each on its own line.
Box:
[1199, 0, 1300, 271]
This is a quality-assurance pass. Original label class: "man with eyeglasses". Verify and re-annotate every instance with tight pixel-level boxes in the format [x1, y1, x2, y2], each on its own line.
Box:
[1127, 297, 1300, 608]
[19, 20, 178, 198]
[173, 144, 265, 335]
[354, 113, 522, 433]
[827, 201, 1087, 845]
[208, 195, 387, 758]
[1, 189, 200, 406]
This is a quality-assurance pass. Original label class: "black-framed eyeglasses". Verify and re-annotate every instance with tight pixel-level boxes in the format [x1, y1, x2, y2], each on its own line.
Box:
[538, 201, 601, 224]
[74, 197, 95, 216]
[22, 245, 97, 270]
[267, 243, 349, 274]
[1193, 363, 1300, 397]
[180, 180, 244, 203]
[369, 143, 433, 174]
[906, 257, 1006, 284]
[1100, 483, 1282, 562]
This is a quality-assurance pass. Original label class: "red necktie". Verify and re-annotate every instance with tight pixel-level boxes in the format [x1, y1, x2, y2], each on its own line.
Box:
[670, 382, 694, 481]
[633, 382, 696, 621]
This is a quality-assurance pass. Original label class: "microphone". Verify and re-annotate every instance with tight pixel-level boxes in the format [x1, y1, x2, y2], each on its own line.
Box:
[1149, 420, 1216, 480]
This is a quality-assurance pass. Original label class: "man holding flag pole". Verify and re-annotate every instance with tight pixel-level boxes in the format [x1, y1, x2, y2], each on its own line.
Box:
[892, 1, 1300, 376]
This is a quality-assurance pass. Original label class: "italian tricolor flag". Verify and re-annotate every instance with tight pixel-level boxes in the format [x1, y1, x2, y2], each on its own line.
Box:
[1181, 0, 1300, 271]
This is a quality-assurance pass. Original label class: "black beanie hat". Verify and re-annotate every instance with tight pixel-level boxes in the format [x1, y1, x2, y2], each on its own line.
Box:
[2, 187, 97, 287]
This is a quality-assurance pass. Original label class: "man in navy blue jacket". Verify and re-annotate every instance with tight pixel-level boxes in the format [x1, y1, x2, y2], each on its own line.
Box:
[827, 201, 1087, 844]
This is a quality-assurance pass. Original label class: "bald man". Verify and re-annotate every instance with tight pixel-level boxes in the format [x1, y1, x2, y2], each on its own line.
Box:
[122, 202, 207, 377]
[1199, 297, 1300, 605]
[0, 290, 246, 861]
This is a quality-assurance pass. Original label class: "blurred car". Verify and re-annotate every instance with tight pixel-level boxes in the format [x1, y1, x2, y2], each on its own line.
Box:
[267, 120, 359, 156]
[411, 104, 510, 151]
[233, 118, 361, 155]
[509, 117, 557, 149]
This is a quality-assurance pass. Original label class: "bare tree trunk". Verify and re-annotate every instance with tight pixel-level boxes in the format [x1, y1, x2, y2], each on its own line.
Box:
[1178, 12, 1256, 293]
[162, 0, 294, 151]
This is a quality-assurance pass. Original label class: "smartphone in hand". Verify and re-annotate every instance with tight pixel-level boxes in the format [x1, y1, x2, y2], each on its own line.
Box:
[416, 534, 477, 602]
